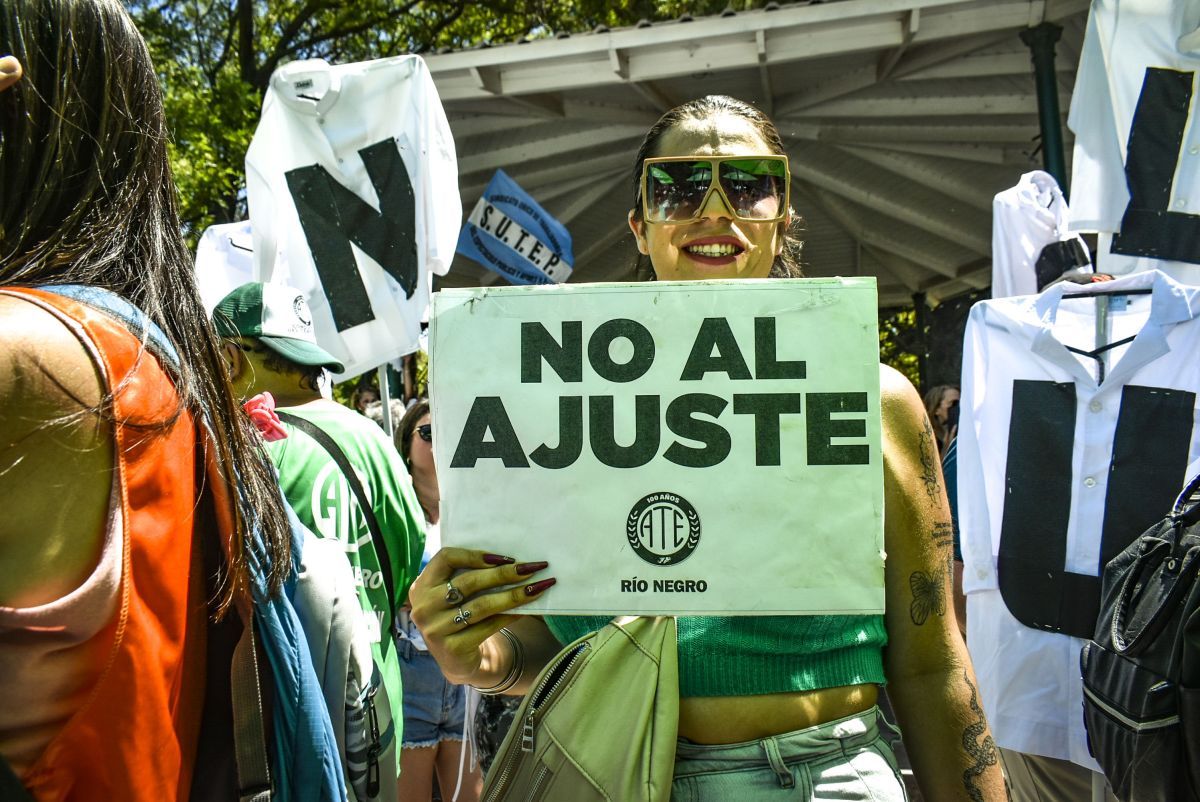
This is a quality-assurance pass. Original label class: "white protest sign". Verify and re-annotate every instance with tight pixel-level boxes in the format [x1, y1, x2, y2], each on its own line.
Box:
[430, 279, 884, 616]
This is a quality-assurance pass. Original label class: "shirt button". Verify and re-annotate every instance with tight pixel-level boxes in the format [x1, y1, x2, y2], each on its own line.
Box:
[1177, 198, 1188, 208]
[1089, 400, 1103, 412]
[317, 117, 325, 125]
[1191, 146, 1199, 155]
[1084, 476, 1097, 488]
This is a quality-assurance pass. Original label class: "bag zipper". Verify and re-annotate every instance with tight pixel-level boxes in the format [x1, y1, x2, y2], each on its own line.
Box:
[1083, 684, 1179, 732]
[523, 764, 552, 802]
[520, 641, 590, 753]
[365, 679, 382, 798]
[483, 641, 591, 802]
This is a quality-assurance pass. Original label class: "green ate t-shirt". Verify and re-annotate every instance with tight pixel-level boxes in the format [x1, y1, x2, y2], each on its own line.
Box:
[265, 401, 426, 763]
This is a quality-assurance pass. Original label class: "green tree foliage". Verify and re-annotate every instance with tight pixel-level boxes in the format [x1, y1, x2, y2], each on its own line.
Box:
[128, 0, 760, 243]
[878, 306, 922, 389]
[126, 1, 815, 399]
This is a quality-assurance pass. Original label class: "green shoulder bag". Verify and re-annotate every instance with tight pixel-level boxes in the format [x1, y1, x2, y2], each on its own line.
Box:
[482, 616, 679, 802]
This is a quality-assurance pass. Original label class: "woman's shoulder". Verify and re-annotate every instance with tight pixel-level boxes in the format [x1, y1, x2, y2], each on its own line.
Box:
[877, 364, 925, 431]
[0, 292, 107, 421]
[0, 292, 114, 607]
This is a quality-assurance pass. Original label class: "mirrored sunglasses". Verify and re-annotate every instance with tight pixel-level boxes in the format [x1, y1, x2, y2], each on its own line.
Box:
[641, 155, 790, 224]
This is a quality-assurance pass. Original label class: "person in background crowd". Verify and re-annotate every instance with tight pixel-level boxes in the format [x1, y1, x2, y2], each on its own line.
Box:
[353, 381, 382, 415]
[410, 95, 1006, 801]
[0, 2, 339, 799]
[922, 384, 960, 456]
[214, 281, 426, 799]
[393, 401, 483, 801]
[364, 399, 407, 432]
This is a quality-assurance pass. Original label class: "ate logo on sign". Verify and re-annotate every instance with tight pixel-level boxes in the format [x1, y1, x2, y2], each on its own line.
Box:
[626, 492, 701, 566]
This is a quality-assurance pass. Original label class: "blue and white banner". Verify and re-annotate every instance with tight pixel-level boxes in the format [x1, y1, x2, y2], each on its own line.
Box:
[457, 170, 573, 285]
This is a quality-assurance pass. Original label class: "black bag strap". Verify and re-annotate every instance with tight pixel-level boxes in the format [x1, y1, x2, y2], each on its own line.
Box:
[231, 617, 272, 802]
[1111, 539, 1200, 654]
[1174, 473, 1200, 525]
[275, 411, 398, 624]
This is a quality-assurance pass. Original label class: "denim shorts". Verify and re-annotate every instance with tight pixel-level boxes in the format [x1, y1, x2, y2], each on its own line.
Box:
[397, 639, 468, 748]
[671, 706, 908, 801]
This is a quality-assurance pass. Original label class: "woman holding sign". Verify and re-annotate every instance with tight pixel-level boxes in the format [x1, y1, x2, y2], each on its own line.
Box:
[410, 96, 1005, 801]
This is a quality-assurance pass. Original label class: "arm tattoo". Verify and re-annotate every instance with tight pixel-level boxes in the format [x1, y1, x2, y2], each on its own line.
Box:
[908, 569, 946, 625]
[932, 521, 955, 549]
[918, 419, 941, 503]
[961, 669, 999, 802]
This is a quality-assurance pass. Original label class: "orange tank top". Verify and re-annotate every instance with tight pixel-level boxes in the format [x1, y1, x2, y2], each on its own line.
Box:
[0, 288, 208, 801]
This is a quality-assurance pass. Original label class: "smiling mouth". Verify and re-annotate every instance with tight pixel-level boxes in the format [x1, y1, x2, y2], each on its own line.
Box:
[683, 243, 744, 258]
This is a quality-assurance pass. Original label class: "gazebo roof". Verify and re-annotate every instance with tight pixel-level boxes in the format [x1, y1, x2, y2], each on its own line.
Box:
[425, 0, 1090, 306]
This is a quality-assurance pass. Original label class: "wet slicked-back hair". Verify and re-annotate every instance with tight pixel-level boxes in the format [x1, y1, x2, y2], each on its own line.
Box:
[630, 95, 803, 279]
[0, 0, 292, 616]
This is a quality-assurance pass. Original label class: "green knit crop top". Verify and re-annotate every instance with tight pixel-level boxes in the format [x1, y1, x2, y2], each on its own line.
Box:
[543, 614, 888, 698]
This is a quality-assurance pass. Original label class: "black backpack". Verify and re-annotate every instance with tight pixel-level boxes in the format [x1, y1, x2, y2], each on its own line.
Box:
[1081, 473, 1200, 802]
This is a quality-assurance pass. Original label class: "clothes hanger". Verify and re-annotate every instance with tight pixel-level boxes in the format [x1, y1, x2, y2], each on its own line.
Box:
[1057, 279, 1152, 382]
[1059, 287, 1152, 299]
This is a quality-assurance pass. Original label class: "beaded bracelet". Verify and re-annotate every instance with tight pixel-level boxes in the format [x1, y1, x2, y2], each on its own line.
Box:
[472, 627, 524, 695]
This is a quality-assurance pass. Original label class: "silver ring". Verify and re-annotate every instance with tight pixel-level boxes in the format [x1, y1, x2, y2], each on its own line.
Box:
[453, 607, 472, 627]
[445, 582, 464, 606]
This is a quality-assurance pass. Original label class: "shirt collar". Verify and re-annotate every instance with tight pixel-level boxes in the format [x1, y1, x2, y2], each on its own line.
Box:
[271, 58, 342, 117]
[1020, 270, 1198, 387]
[1032, 269, 1198, 327]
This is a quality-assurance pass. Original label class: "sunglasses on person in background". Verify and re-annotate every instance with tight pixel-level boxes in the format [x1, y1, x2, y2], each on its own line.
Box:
[641, 155, 790, 224]
[416, 423, 432, 443]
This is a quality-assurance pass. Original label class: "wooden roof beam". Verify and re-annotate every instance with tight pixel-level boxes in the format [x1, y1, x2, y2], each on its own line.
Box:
[459, 151, 631, 200]
[550, 171, 628, 225]
[457, 125, 646, 177]
[610, 45, 675, 112]
[837, 146, 996, 212]
[756, 30, 775, 117]
[846, 140, 1041, 166]
[504, 93, 565, 118]
[583, 221, 639, 281]
[788, 150, 990, 254]
[877, 9, 920, 82]
[795, 186, 961, 278]
[783, 92, 1043, 119]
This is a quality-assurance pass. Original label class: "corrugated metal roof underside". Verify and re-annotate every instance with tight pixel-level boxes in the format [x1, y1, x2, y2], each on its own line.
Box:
[426, 0, 1090, 307]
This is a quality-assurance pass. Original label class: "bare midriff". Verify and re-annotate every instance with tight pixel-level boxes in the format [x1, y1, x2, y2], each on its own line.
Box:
[677, 682, 878, 744]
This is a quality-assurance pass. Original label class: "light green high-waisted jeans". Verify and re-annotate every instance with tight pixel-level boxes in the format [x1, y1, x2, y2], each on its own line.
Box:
[670, 706, 909, 801]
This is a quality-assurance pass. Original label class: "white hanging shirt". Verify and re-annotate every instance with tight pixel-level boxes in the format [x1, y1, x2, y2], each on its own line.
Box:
[246, 55, 460, 378]
[957, 269, 1200, 767]
[1067, 0, 1200, 284]
[991, 171, 1088, 298]
[194, 220, 257, 314]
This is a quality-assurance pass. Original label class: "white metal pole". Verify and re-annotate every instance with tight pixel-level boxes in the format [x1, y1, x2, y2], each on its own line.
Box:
[377, 364, 393, 437]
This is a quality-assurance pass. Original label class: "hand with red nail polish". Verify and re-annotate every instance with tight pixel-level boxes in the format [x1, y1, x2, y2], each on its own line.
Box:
[407, 547, 559, 690]
[524, 578, 557, 596]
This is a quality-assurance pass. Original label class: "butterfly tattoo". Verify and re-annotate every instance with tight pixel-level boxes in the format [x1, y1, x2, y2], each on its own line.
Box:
[909, 570, 946, 625]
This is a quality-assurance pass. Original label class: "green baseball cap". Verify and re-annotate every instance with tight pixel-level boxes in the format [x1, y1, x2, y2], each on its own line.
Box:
[213, 282, 345, 373]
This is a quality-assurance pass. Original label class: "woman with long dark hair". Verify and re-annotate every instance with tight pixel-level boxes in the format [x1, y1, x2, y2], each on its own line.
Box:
[410, 96, 1007, 800]
[0, 2, 326, 798]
